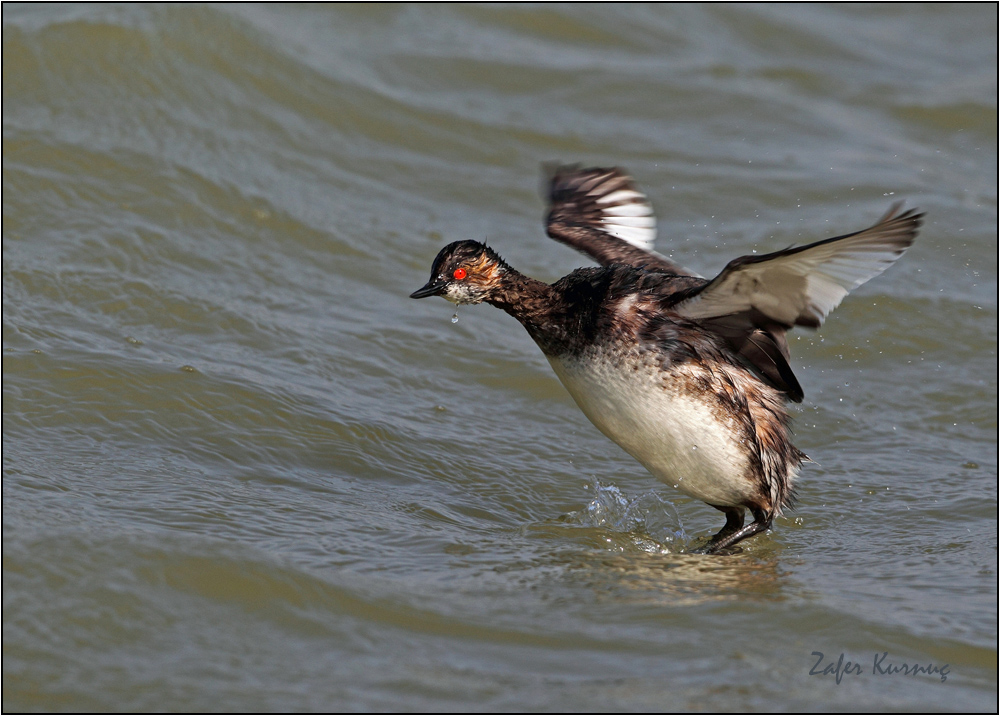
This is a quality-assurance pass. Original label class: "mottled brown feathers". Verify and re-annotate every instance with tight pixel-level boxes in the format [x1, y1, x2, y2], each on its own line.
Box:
[412, 165, 920, 553]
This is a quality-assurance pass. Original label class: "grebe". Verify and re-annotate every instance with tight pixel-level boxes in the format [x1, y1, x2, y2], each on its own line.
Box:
[411, 166, 921, 553]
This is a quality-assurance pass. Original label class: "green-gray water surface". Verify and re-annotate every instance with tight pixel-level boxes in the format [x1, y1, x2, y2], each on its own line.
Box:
[3, 4, 997, 712]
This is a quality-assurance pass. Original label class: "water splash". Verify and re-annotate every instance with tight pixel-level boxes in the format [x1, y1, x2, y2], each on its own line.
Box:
[564, 479, 687, 552]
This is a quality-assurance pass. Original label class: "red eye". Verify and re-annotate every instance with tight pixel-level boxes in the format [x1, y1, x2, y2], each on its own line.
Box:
[453, 268, 467, 280]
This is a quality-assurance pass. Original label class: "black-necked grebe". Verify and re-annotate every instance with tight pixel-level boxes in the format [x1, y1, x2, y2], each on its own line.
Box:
[411, 166, 922, 553]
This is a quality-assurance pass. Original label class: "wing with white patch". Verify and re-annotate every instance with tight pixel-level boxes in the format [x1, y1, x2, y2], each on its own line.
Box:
[674, 203, 923, 328]
[545, 165, 699, 276]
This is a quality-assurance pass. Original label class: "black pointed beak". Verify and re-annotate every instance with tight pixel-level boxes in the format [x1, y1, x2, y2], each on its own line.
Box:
[410, 280, 446, 299]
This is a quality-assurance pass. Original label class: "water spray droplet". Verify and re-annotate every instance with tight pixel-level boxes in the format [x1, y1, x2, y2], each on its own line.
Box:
[451, 312, 459, 324]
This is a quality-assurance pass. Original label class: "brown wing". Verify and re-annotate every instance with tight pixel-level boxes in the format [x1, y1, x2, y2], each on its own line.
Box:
[675, 203, 923, 328]
[544, 165, 699, 276]
[674, 203, 922, 402]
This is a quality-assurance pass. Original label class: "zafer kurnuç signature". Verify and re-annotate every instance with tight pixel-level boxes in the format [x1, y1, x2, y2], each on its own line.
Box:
[810, 651, 950, 684]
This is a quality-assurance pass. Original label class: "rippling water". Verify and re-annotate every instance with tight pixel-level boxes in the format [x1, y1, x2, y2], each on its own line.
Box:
[3, 4, 996, 711]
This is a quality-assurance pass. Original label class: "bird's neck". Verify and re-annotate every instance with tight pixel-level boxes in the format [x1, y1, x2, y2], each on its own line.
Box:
[485, 268, 579, 354]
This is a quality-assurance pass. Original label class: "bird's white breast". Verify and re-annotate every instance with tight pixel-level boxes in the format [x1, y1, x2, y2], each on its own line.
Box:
[546, 350, 755, 507]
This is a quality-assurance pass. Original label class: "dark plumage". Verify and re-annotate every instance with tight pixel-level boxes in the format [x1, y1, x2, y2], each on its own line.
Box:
[411, 166, 922, 553]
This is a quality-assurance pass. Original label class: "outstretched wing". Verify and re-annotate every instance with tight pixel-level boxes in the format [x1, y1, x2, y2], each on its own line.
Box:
[544, 165, 699, 276]
[675, 203, 923, 328]
[674, 203, 922, 402]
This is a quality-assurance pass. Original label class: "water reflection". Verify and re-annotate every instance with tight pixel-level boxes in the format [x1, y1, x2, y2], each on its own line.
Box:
[516, 481, 786, 607]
